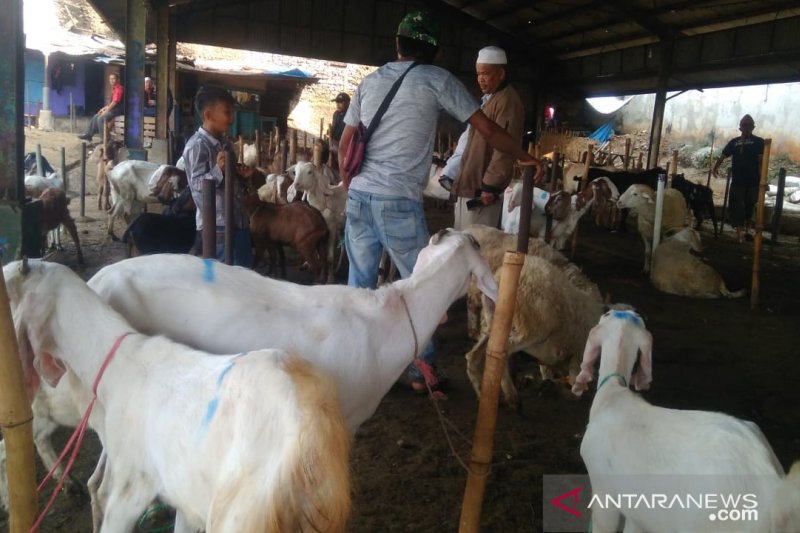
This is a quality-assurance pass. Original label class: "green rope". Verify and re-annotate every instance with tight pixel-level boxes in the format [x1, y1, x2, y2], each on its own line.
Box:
[137, 502, 174, 533]
[596, 372, 627, 391]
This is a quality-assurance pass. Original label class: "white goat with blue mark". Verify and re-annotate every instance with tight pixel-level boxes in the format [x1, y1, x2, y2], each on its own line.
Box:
[88, 229, 499, 433]
[572, 309, 799, 532]
[3, 259, 351, 533]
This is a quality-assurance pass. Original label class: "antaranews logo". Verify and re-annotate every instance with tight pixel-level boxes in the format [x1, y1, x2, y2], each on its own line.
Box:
[543, 475, 770, 532]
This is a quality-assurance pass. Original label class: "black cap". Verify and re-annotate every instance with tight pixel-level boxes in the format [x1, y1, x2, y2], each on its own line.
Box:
[332, 92, 350, 103]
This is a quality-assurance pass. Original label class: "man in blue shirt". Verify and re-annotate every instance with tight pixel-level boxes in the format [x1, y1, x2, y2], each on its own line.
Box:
[712, 114, 765, 243]
[338, 11, 542, 391]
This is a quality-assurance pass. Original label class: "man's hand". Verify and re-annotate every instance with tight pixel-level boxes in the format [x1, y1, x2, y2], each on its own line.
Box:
[217, 151, 226, 171]
[479, 190, 498, 206]
[519, 157, 545, 186]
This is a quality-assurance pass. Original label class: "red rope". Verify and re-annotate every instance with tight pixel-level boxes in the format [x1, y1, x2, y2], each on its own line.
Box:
[29, 332, 131, 533]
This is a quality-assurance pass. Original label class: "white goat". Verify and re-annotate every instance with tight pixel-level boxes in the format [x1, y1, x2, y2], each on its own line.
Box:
[257, 165, 297, 205]
[507, 177, 620, 249]
[87, 229, 498, 433]
[617, 183, 689, 273]
[651, 227, 747, 298]
[465, 254, 604, 407]
[4, 259, 351, 532]
[24, 173, 64, 198]
[291, 161, 347, 282]
[572, 309, 799, 532]
[106, 160, 172, 239]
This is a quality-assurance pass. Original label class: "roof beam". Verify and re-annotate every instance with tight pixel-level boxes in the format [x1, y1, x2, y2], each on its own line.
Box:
[603, 0, 682, 40]
[506, 0, 608, 34]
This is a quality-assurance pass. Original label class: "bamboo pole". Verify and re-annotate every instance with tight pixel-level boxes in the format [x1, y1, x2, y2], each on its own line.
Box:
[750, 138, 771, 311]
[637, 152, 644, 170]
[771, 168, 787, 244]
[237, 135, 244, 164]
[705, 132, 716, 188]
[0, 261, 38, 533]
[460, 165, 534, 532]
[319, 118, 324, 141]
[79, 142, 87, 218]
[289, 129, 298, 165]
[312, 140, 323, 168]
[60, 147, 67, 192]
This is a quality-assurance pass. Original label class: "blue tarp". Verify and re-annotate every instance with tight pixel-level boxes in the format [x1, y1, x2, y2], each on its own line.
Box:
[589, 120, 615, 142]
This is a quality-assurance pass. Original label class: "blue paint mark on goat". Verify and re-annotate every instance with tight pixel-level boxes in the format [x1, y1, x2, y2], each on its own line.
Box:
[203, 258, 215, 282]
[612, 310, 643, 327]
[200, 353, 247, 432]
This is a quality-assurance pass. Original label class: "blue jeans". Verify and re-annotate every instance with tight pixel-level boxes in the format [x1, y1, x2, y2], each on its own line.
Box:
[344, 189, 436, 378]
[194, 227, 253, 268]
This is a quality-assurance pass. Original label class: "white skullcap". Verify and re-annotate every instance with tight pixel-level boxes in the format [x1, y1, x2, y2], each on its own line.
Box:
[144, 76, 152, 81]
[476, 46, 507, 65]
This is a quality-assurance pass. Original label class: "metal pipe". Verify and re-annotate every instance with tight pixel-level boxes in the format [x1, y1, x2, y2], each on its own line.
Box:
[35, 144, 44, 177]
[650, 171, 668, 274]
[79, 142, 86, 218]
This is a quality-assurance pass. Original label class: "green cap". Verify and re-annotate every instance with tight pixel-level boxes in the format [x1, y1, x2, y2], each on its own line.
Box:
[396, 11, 441, 47]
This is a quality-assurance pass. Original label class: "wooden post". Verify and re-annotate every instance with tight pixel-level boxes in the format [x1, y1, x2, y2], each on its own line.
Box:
[671, 149, 679, 177]
[237, 135, 244, 164]
[624, 137, 631, 170]
[771, 168, 787, 244]
[459, 164, 535, 533]
[637, 152, 644, 170]
[313, 141, 323, 168]
[224, 152, 235, 265]
[201, 179, 216, 259]
[289, 129, 298, 165]
[60, 147, 67, 192]
[267, 129, 274, 159]
[571, 143, 594, 255]
[103, 119, 109, 151]
[750, 138, 771, 311]
[720, 168, 732, 238]
[665, 162, 671, 177]
[279, 139, 288, 174]
[303, 130, 308, 151]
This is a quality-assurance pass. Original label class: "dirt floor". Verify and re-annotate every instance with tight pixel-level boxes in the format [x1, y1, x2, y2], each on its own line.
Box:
[3, 129, 800, 532]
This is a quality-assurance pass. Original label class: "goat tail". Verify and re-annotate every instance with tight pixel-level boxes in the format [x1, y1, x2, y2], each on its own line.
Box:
[769, 461, 800, 532]
[270, 354, 351, 532]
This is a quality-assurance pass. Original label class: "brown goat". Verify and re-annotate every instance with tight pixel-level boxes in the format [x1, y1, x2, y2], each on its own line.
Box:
[244, 193, 329, 283]
[40, 187, 84, 265]
[95, 140, 124, 211]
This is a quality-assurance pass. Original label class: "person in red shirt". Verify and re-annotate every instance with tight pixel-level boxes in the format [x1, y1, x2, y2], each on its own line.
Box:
[78, 73, 124, 141]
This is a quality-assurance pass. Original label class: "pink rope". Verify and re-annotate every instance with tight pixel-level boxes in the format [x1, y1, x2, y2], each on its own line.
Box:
[29, 332, 131, 533]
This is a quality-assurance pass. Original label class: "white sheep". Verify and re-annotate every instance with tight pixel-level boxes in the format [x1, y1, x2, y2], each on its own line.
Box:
[106, 160, 172, 239]
[291, 161, 348, 282]
[616, 183, 689, 273]
[506, 177, 620, 249]
[465, 254, 605, 407]
[462, 224, 603, 340]
[88, 229, 499, 433]
[572, 308, 798, 532]
[651, 227, 747, 298]
[4, 259, 351, 532]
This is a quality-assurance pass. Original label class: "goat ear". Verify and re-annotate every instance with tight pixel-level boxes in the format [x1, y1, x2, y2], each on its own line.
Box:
[631, 328, 653, 391]
[474, 267, 498, 305]
[572, 327, 602, 396]
[35, 352, 67, 388]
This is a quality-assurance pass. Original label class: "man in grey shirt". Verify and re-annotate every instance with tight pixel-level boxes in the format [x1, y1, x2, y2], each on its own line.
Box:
[339, 10, 543, 392]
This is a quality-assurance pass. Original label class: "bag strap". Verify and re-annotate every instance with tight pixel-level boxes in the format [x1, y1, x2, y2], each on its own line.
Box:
[363, 61, 419, 143]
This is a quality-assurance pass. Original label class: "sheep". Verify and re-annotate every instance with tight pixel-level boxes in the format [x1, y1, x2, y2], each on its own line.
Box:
[87, 229, 499, 432]
[106, 160, 179, 240]
[651, 227, 746, 298]
[616, 183, 689, 273]
[465, 254, 605, 407]
[122, 212, 196, 257]
[507, 177, 620, 250]
[571, 308, 798, 532]
[244, 193, 330, 283]
[462, 224, 603, 340]
[291, 161, 347, 283]
[4, 259, 351, 532]
[34, 187, 84, 265]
